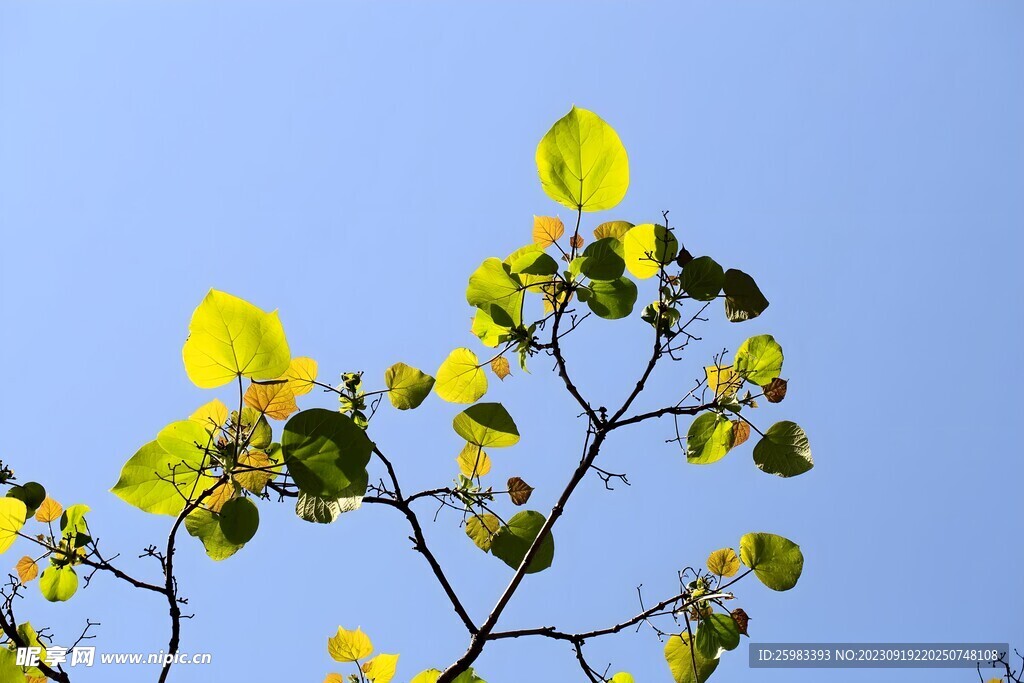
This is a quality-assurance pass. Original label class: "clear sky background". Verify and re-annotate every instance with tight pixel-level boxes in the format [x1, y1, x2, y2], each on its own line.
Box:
[1, 2, 1022, 682]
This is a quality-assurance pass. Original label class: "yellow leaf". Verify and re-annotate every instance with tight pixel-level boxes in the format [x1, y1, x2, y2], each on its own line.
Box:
[189, 399, 229, 432]
[16, 556, 38, 584]
[704, 365, 742, 397]
[34, 498, 63, 524]
[204, 481, 236, 513]
[244, 381, 299, 420]
[328, 626, 373, 662]
[182, 289, 291, 389]
[0, 499, 27, 555]
[323, 675, 345, 683]
[282, 356, 318, 396]
[362, 653, 399, 683]
[235, 450, 278, 494]
[532, 215, 564, 247]
[490, 357, 511, 381]
[435, 348, 487, 404]
[465, 514, 501, 552]
[706, 548, 740, 577]
[456, 443, 492, 478]
[594, 221, 633, 240]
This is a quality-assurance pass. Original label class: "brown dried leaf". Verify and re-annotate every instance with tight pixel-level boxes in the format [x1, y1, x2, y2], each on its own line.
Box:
[507, 477, 534, 506]
[569, 234, 584, 249]
[532, 215, 564, 247]
[731, 608, 751, 636]
[731, 420, 751, 447]
[762, 377, 788, 403]
[490, 356, 511, 381]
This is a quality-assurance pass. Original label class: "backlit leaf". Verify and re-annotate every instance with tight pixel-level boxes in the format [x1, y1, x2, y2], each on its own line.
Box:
[182, 289, 291, 389]
[532, 215, 564, 247]
[465, 514, 500, 552]
[16, 556, 38, 584]
[739, 532, 804, 591]
[189, 399, 228, 432]
[731, 420, 751, 447]
[623, 224, 678, 279]
[706, 548, 740, 577]
[235, 449, 278, 494]
[456, 444, 492, 478]
[34, 498, 62, 524]
[39, 566, 77, 602]
[111, 440, 217, 516]
[184, 508, 244, 561]
[466, 258, 524, 328]
[328, 626, 373, 662]
[686, 413, 734, 465]
[593, 221, 633, 240]
[490, 357, 511, 381]
[490, 510, 554, 574]
[664, 633, 719, 683]
[435, 349, 488, 404]
[733, 335, 783, 386]
[385, 363, 435, 410]
[704, 365, 742, 398]
[362, 654, 399, 683]
[281, 356, 318, 396]
[244, 381, 298, 420]
[452, 403, 520, 448]
[536, 107, 629, 211]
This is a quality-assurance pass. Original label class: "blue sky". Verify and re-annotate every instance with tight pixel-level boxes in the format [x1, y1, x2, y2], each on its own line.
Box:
[1, 2, 1022, 682]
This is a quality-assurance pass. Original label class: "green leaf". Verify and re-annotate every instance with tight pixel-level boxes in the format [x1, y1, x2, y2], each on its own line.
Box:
[695, 613, 741, 659]
[723, 269, 769, 322]
[593, 221, 633, 240]
[295, 483, 364, 524]
[218, 497, 259, 544]
[680, 256, 725, 301]
[733, 335, 783, 385]
[586, 277, 637, 319]
[686, 413, 735, 465]
[452, 403, 520, 448]
[385, 363, 435, 410]
[157, 419, 214, 464]
[536, 106, 629, 212]
[510, 250, 559, 277]
[471, 308, 511, 348]
[579, 237, 626, 280]
[466, 258, 524, 327]
[739, 532, 804, 591]
[753, 421, 813, 477]
[111, 440, 216, 516]
[435, 348, 488, 404]
[281, 409, 372, 498]
[665, 633, 719, 683]
[182, 289, 291, 389]
[184, 508, 244, 561]
[410, 669, 486, 683]
[465, 513, 500, 552]
[6, 482, 45, 519]
[39, 566, 78, 602]
[60, 504, 90, 540]
[623, 224, 678, 279]
[0, 499, 27, 555]
[490, 510, 554, 574]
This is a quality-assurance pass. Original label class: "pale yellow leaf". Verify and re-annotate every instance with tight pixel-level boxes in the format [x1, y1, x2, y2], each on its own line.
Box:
[34, 498, 63, 524]
[465, 514, 501, 552]
[189, 399, 229, 432]
[16, 556, 38, 584]
[0, 499, 27, 555]
[282, 356, 318, 396]
[532, 215, 564, 247]
[707, 548, 740, 577]
[244, 381, 299, 420]
[593, 221, 633, 240]
[328, 626, 373, 662]
[490, 357, 511, 381]
[705, 365, 742, 397]
[362, 653, 399, 683]
[204, 481, 236, 513]
[435, 348, 487, 404]
[456, 443, 492, 478]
